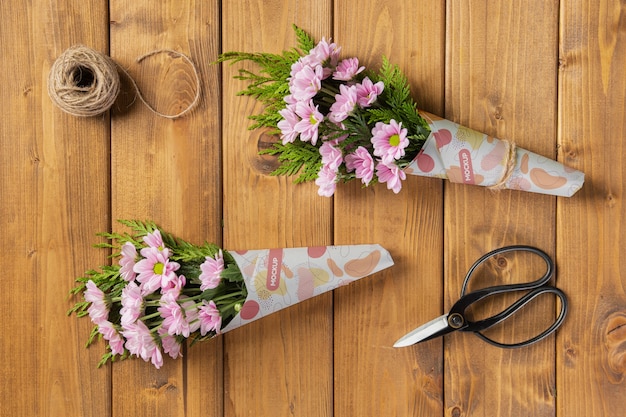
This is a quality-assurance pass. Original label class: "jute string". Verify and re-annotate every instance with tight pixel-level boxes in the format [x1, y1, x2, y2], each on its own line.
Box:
[488, 139, 517, 190]
[47, 45, 200, 119]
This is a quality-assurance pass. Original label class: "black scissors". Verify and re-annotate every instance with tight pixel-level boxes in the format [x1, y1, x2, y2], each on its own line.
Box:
[393, 245, 568, 349]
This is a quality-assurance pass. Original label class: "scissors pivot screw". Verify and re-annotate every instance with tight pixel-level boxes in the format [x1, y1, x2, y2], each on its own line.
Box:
[448, 313, 464, 329]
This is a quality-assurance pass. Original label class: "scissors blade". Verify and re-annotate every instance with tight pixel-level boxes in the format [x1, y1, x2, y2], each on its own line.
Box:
[393, 315, 450, 348]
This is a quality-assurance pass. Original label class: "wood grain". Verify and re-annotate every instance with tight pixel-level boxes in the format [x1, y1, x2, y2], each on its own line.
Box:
[221, 1, 333, 416]
[0, 1, 111, 416]
[557, 0, 626, 415]
[445, 1, 559, 416]
[2, 1, 625, 416]
[333, 1, 445, 416]
[109, 1, 222, 416]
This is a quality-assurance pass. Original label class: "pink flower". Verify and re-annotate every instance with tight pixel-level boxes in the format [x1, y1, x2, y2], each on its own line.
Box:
[290, 64, 323, 101]
[181, 299, 200, 334]
[294, 100, 324, 145]
[333, 57, 365, 81]
[355, 77, 384, 107]
[134, 247, 180, 294]
[199, 250, 224, 291]
[149, 345, 164, 369]
[304, 38, 341, 78]
[198, 300, 222, 336]
[158, 293, 191, 337]
[283, 94, 297, 105]
[159, 328, 183, 359]
[278, 105, 300, 144]
[121, 320, 163, 368]
[371, 120, 409, 164]
[329, 84, 358, 123]
[320, 140, 343, 171]
[161, 274, 186, 298]
[315, 165, 338, 197]
[143, 229, 166, 251]
[120, 281, 143, 326]
[345, 146, 375, 185]
[119, 242, 137, 282]
[376, 161, 407, 194]
[97, 320, 125, 355]
[289, 59, 306, 79]
[85, 280, 109, 325]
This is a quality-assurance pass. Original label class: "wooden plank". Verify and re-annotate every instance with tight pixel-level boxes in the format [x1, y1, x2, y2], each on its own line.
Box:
[333, 1, 445, 416]
[445, 1, 560, 416]
[0, 0, 111, 416]
[109, 1, 222, 416]
[221, 1, 333, 416]
[557, 0, 626, 415]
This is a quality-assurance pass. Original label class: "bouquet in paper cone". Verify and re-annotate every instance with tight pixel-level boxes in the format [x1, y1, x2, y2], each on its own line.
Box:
[69, 220, 394, 368]
[219, 26, 584, 197]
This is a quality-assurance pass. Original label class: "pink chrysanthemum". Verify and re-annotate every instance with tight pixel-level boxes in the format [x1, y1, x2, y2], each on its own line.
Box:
[289, 59, 306, 79]
[345, 146, 375, 185]
[134, 247, 180, 294]
[278, 105, 300, 144]
[198, 300, 222, 336]
[376, 161, 407, 194]
[315, 165, 338, 197]
[199, 250, 224, 291]
[371, 120, 409, 164]
[159, 328, 183, 359]
[149, 345, 164, 369]
[85, 280, 109, 325]
[304, 37, 341, 78]
[333, 57, 365, 81]
[319, 140, 343, 171]
[290, 64, 323, 102]
[119, 242, 137, 282]
[122, 320, 163, 368]
[283, 93, 297, 105]
[158, 293, 191, 338]
[181, 299, 200, 334]
[329, 84, 358, 124]
[120, 281, 143, 326]
[294, 100, 324, 145]
[161, 274, 186, 298]
[355, 77, 384, 107]
[97, 320, 125, 355]
[143, 229, 166, 251]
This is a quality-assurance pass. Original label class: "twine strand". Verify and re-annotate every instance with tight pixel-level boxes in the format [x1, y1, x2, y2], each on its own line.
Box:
[489, 139, 517, 191]
[47, 45, 201, 119]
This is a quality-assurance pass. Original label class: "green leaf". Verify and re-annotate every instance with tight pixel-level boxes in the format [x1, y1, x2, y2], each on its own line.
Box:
[261, 141, 322, 183]
[221, 262, 244, 283]
[293, 24, 316, 52]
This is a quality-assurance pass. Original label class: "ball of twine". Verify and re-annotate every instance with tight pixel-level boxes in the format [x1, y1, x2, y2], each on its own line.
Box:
[47, 45, 121, 117]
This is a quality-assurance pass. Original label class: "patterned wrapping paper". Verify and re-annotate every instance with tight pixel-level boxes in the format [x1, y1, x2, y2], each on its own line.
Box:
[221, 244, 394, 332]
[405, 112, 585, 197]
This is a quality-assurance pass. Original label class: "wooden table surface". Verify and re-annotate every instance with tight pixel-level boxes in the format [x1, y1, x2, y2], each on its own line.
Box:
[2, 1, 625, 416]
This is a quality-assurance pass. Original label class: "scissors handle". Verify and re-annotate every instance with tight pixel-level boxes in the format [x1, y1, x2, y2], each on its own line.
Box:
[461, 245, 554, 296]
[464, 286, 568, 348]
[450, 245, 568, 349]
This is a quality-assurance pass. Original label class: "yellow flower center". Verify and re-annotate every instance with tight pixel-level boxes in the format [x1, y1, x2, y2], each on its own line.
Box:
[153, 262, 164, 275]
[389, 134, 400, 147]
[309, 114, 317, 124]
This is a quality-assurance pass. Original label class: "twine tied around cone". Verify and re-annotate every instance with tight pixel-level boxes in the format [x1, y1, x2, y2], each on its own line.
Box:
[488, 139, 517, 191]
[47, 45, 200, 119]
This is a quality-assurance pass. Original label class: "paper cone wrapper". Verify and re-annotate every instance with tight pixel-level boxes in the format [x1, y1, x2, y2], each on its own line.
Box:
[221, 244, 394, 332]
[405, 112, 584, 197]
